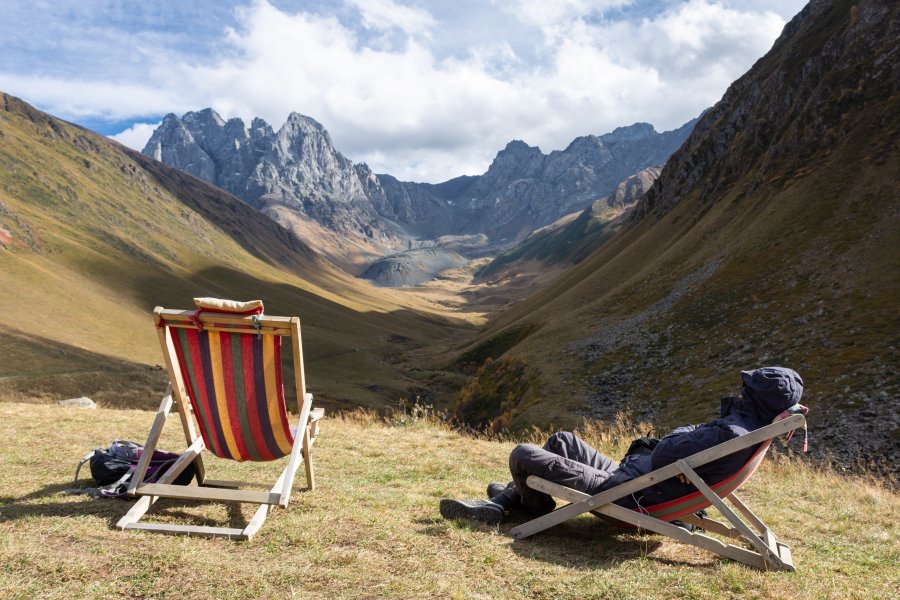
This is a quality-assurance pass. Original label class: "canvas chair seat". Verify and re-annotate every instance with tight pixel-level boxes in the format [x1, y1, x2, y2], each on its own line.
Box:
[116, 301, 323, 541]
[605, 441, 771, 526]
[509, 415, 806, 572]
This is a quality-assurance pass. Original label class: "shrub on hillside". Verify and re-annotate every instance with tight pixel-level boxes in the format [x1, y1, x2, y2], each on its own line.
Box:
[453, 355, 540, 433]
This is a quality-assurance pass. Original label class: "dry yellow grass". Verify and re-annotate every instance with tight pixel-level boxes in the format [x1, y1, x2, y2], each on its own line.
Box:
[1, 401, 897, 599]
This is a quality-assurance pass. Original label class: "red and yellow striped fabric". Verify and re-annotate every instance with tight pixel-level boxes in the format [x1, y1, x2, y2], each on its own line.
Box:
[170, 326, 295, 462]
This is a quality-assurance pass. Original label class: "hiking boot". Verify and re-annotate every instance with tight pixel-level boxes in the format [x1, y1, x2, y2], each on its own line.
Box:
[486, 481, 511, 499]
[440, 499, 504, 525]
[672, 520, 696, 532]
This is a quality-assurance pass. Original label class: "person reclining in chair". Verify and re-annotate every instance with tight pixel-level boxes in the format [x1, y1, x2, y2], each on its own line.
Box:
[440, 366, 807, 525]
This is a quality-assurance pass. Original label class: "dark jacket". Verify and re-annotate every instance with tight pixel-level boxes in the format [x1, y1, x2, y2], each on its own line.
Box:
[601, 367, 804, 508]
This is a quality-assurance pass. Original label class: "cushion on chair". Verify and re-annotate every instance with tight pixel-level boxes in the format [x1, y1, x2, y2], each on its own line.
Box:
[193, 297, 264, 315]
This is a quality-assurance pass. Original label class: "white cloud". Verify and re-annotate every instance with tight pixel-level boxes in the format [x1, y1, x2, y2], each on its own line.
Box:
[0, 0, 808, 182]
[0, 74, 183, 121]
[109, 122, 162, 151]
[509, 0, 633, 28]
[348, 0, 436, 34]
[612, 0, 788, 78]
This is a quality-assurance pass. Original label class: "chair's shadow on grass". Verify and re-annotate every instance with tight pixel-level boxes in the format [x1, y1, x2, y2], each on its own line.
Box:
[0, 483, 131, 526]
[503, 522, 664, 570]
[418, 515, 720, 571]
[0, 483, 249, 531]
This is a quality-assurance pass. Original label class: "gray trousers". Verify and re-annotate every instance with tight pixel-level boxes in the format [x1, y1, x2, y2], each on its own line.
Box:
[504, 432, 620, 516]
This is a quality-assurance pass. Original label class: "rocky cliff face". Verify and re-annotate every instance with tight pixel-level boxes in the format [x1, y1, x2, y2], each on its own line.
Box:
[477, 165, 664, 281]
[144, 111, 695, 269]
[635, 0, 898, 221]
[144, 109, 404, 264]
[393, 121, 695, 242]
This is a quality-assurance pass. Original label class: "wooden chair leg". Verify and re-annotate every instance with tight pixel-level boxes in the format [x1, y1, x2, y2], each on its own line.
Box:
[127, 384, 173, 494]
[676, 459, 788, 570]
[302, 427, 315, 491]
[117, 438, 204, 530]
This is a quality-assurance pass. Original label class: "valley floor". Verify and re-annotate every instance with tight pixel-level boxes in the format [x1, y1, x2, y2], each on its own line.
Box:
[2, 403, 897, 599]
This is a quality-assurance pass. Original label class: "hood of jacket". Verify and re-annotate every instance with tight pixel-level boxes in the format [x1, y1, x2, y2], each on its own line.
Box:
[739, 366, 804, 422]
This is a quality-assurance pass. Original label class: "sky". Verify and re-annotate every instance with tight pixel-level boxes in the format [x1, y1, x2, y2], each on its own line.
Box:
[0, 0, 808, 183]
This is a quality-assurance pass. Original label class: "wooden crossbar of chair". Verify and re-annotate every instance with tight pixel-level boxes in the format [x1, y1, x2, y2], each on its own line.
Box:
[508, 414, 806, 571]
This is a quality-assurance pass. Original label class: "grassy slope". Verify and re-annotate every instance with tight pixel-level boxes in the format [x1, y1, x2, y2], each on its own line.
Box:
[0, 93, 477, 412]
[1, 402, 897, 599]
[477, 198, 627, 282]
[448, 2, 899, 451]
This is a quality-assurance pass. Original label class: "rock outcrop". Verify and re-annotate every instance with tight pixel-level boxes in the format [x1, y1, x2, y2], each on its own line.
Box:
[477, 165, 663, 280]
[635, 0, 899, 221]
[144, 110, 402, 260]
[361, 247, 468, 287]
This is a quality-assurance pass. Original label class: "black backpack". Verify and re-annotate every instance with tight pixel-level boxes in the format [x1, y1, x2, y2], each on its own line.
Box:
[73, 440, 195, 497]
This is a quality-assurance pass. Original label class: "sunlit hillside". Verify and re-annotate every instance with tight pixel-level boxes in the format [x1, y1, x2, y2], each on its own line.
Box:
[0, 93, 479, 412]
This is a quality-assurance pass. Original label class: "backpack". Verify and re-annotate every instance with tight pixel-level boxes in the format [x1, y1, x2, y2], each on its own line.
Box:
[73, 440, 195, 498]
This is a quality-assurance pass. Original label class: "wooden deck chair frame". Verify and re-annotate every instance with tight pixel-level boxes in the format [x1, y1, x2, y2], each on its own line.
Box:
[117, 306, 323, 540]
[509, 414, 806, 572]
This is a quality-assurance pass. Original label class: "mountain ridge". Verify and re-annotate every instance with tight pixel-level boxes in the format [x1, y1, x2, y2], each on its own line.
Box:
[144, 110, 696, 272]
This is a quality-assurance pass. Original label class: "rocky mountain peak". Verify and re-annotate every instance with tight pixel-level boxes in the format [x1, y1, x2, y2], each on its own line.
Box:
[250, 117, 273, 136]
[273, 112, 337, 161]
[484, 140, 545, 179]
[285, 111, 326, 131]
[561, 135, 606, 154]
[223, 116, 247, 136]
[500, 139, 538, 154]
[601, 122, 656, 143]
[159, 112, 181, 127]
[183, 107, 225, 126]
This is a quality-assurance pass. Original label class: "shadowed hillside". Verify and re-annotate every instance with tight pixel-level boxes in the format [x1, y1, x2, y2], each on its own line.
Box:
[0, 92, 477, 411]
[446, 0, 899, 471]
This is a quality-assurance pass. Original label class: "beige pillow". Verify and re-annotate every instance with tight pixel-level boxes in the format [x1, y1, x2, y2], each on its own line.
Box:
[193, 297, 264, 314]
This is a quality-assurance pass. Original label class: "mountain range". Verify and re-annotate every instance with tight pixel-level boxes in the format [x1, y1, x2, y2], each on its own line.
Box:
[144, 108, 695, 275]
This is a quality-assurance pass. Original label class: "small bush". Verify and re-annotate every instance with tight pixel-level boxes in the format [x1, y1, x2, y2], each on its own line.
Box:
[453, 355, 540, 433]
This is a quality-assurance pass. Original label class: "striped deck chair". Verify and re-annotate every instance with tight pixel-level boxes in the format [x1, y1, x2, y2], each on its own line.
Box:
[117, 299, 324, 540]
[509, 414, 806, 571]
